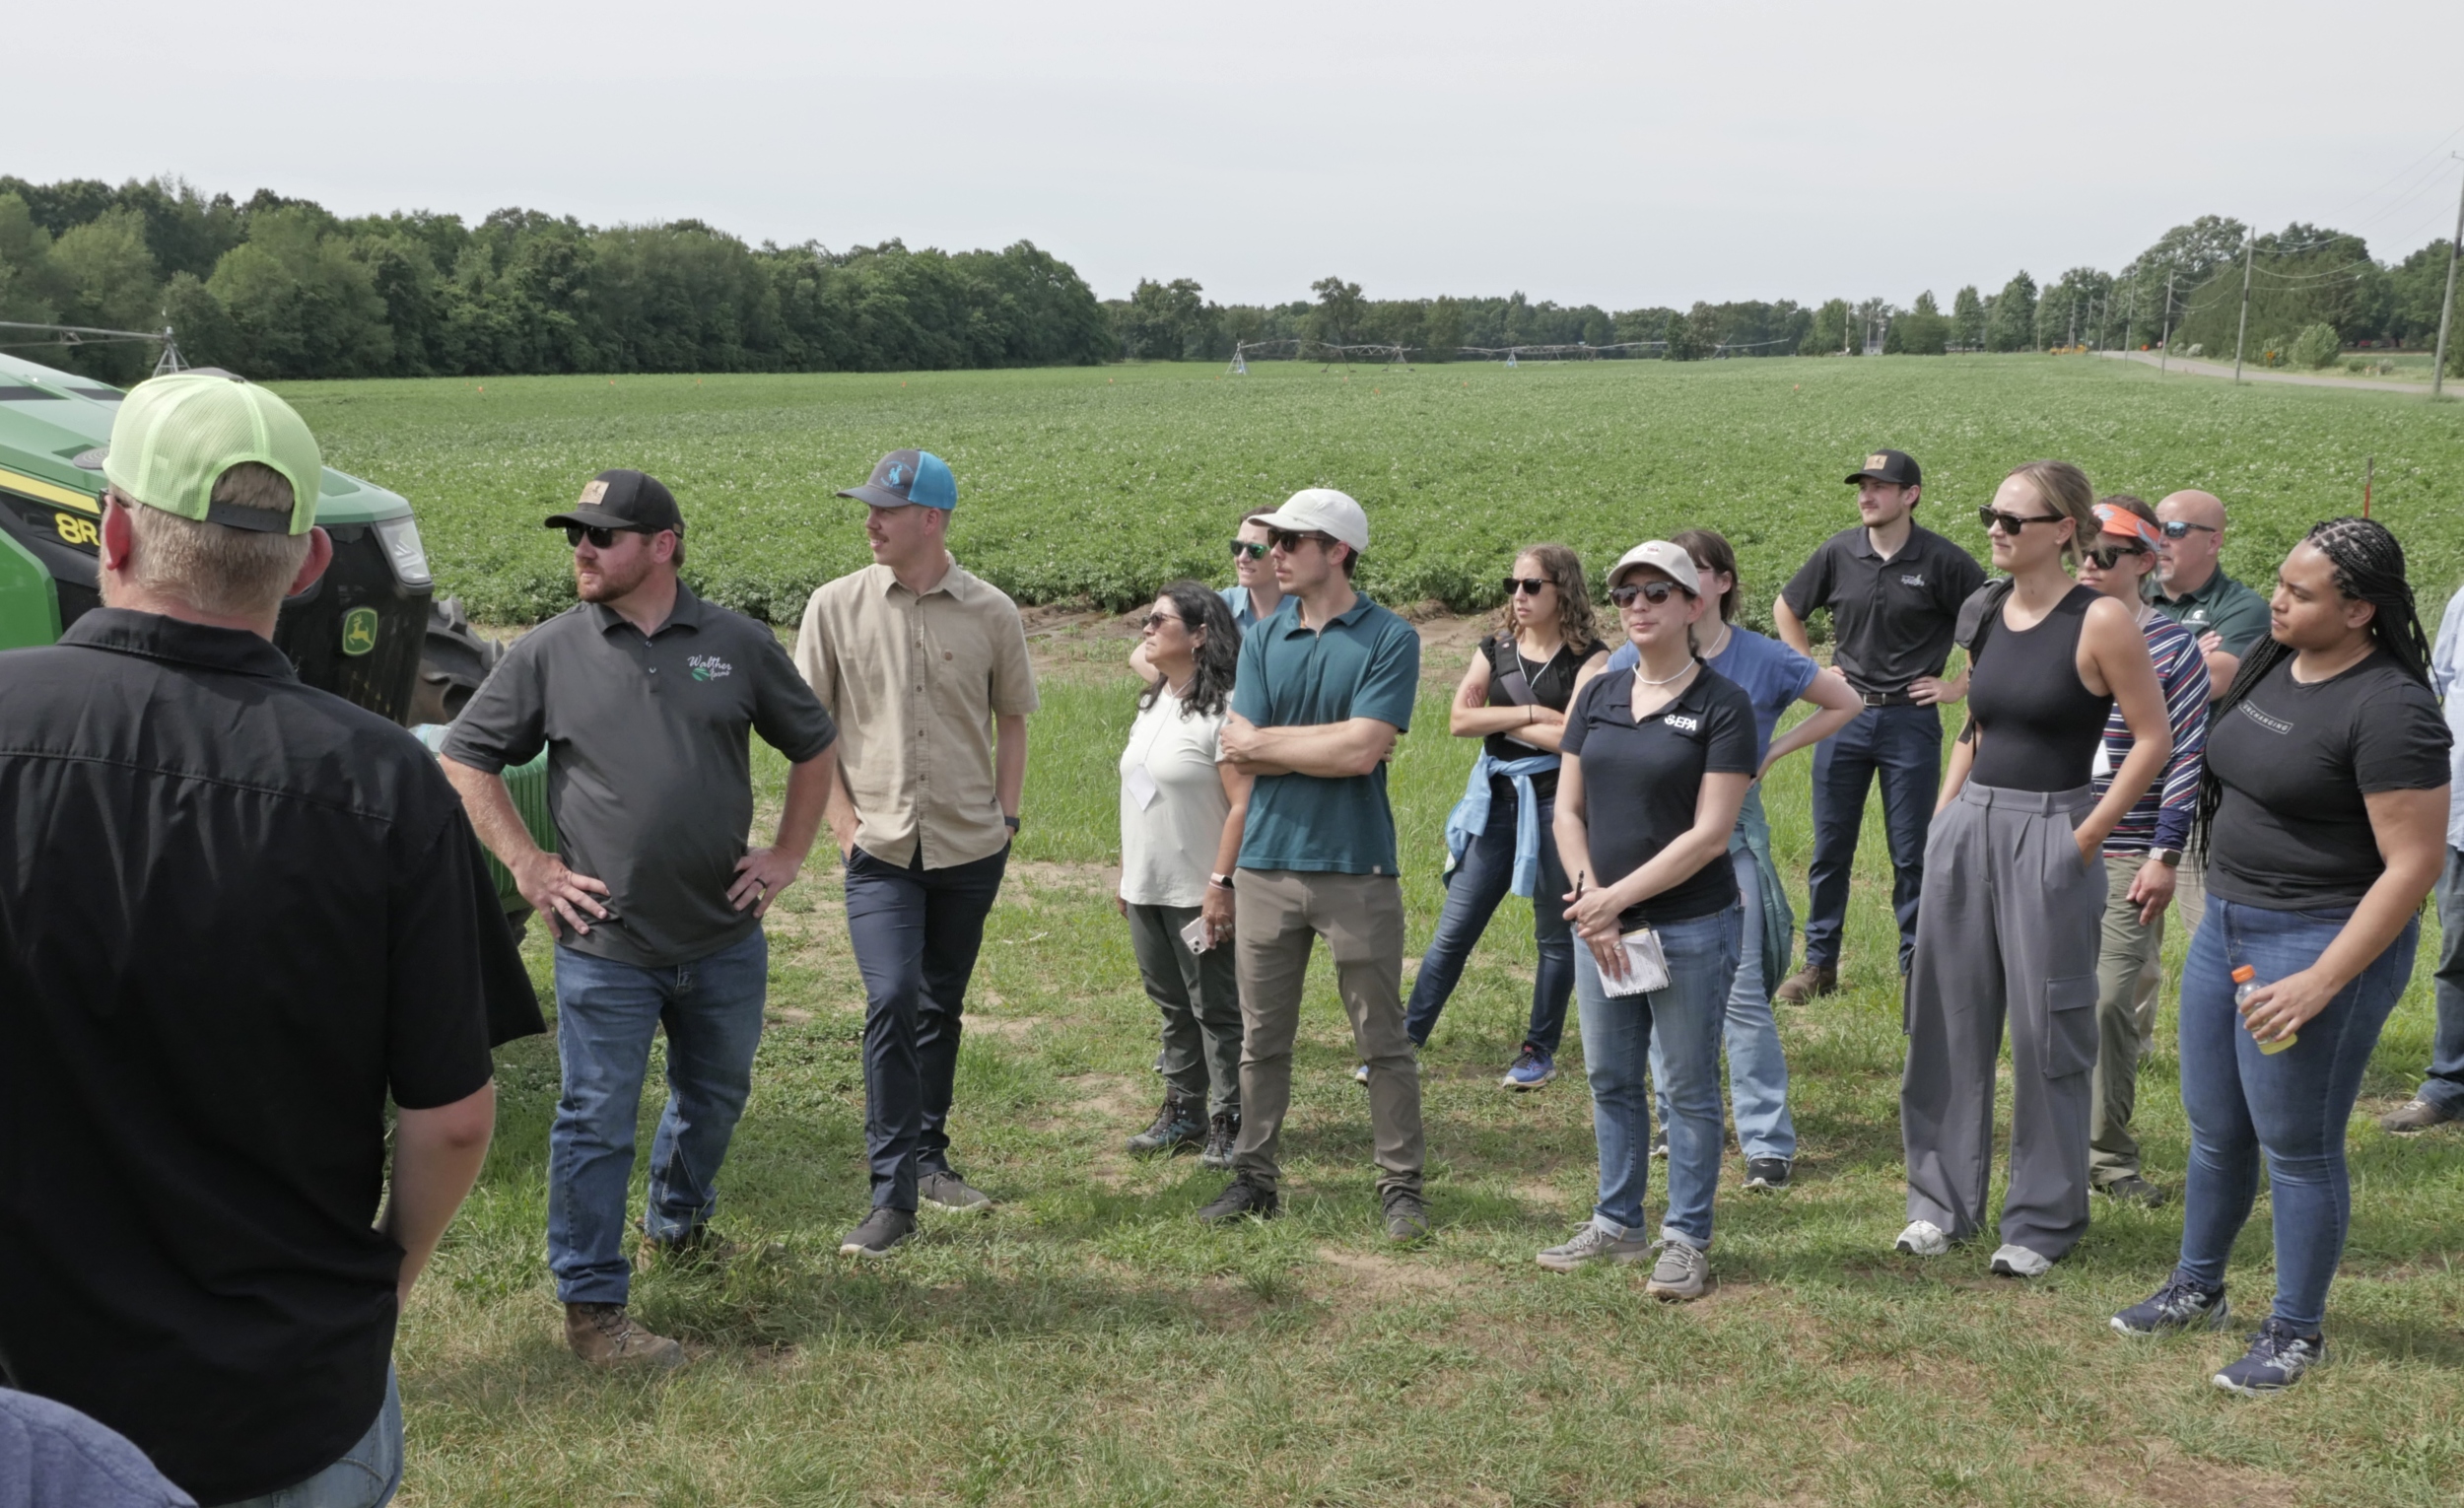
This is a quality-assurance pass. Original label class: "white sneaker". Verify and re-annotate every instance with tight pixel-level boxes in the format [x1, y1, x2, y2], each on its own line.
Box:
[1989, 1243, 2053, 1277]
[1894, 1219, 1950, 1257]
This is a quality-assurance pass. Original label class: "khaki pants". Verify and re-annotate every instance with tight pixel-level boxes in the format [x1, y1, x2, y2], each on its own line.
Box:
[2091, 855, 2166, 1185]
[1230, 869, 1423, 1197]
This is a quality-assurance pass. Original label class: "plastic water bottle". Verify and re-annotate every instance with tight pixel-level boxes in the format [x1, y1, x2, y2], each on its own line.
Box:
[2232, 964, 2295, 1055]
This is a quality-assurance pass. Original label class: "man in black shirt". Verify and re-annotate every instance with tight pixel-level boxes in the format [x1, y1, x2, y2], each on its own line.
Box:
[0, 373, 539, 1507]
[1773, 449, 1985, 997]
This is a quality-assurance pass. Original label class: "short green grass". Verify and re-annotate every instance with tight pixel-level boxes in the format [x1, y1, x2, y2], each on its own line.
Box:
[400, 644, 2464, 1507]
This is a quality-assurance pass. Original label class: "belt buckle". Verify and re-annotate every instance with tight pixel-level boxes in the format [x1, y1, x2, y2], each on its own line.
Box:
[1861, 689, 1889, 707]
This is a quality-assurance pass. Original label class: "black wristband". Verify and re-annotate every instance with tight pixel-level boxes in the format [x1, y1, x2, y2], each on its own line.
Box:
[1003, 814, 1021, 832]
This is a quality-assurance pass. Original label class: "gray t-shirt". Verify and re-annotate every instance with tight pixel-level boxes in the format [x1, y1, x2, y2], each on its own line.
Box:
[445, 583, 838, 967]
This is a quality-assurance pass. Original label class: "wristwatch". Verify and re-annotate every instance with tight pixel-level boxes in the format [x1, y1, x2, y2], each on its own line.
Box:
[2151, 848, 2183, 867]
[1003, 814, 1021, 833]
[1208, 872, 1236, 891]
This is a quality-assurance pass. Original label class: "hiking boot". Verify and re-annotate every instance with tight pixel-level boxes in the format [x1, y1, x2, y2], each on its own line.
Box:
[1382, 1188, 1431, 1243]
[1774, 963, 1837, 1004]
[1127, 1095, 1204, 1155]
[564, 1302, 685, 1368]
[918, 1165, 992, 1213]
[2214, 1318, 2326, 1396]
[2378, 1098, 2460, 1133]
[838, 1206, 916, 1258]
[1536, 1222, 1653, 1271]
[1196, 1175, 1278, 1225]
[1645, 1240, 1708, 1301]
[634, 1220, 743, 1273]
[1989, 1243, 2054, 1278]
[1501, 1044, 1556, 1090]
[1199, 1111, 1240, 1170]
[1894, 1219, 1950, 1257]
[2111, 1275, 2229, 1337]
[2096, 1175, 2168, 1208]
[1744, 1157, 1792, 1192]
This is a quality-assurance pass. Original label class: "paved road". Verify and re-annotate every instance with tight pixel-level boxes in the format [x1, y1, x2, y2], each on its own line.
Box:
[2097, 348, 2438, 395]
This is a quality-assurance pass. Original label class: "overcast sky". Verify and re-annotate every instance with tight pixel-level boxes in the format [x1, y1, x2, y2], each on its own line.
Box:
[15, 0, 2464, 309]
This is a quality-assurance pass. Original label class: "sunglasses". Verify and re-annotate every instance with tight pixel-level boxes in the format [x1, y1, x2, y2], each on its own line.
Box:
[2158, 519, 2218, 540]
[2085, 542, 2149, 570]
[1977, 507, 2064, 535]
[1502, 576, 1552, 596]
[1230, 540, 1268, 562]
[565, 523, 648, 549]
[1267, 528, 1337, 553]
[1141, 611, 1187, 631]
[1609, 580, 1685, 607]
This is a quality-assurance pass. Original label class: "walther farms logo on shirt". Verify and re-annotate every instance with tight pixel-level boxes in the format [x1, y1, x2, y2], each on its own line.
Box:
[687, 654, 733, 682]
[1900, 574, 1925, 587]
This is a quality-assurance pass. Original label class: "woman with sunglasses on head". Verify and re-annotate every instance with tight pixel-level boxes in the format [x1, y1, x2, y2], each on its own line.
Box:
[1398, 545, 1608, 1090]
[2110, 518, 2449, 1396]
[1605, 530, 1862, 1190]
[1539, 543, 1756, 1300]
[1116, 583, 1254, 1169]
[1898, 461, 2170, 1278]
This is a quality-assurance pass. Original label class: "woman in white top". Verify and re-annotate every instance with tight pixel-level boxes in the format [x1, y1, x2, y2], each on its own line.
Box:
[1119, 581, 1254, 1168]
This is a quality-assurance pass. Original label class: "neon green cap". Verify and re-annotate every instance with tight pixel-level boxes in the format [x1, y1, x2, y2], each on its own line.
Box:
[101, 372, 323, 536]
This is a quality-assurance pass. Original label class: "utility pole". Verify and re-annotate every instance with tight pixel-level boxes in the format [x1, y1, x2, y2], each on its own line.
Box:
[2232, 227, 2256, 382]
[2432, 154, 2464, 400]
[2124, 276, 2138, 353]
[2159, 267, 2176, 373]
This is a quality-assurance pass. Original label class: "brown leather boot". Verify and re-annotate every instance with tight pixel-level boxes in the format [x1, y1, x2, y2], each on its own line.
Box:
[564, 1302, 685, 1368]
[1773, 963, 1838, 1004]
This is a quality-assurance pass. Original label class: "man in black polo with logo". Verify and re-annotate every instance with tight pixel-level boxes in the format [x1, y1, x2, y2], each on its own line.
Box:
[0, 372, 539, 1507]
[1772, 449, 1985, 1000]
[443, 469, 839, 1369]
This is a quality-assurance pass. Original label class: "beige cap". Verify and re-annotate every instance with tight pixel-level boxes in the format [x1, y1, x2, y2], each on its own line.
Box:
[1608, 540, 1702, 595]
[1253, 488, 1368, 552]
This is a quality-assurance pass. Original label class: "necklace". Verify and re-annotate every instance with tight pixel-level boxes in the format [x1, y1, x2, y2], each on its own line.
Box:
[1632, 658, 1695, 687]
[1699, 621, 1733, 661]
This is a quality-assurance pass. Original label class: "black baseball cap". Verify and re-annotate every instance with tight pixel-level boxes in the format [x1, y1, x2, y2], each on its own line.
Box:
[1846, 449, 1921, 489]
[544, 469, 685, 535]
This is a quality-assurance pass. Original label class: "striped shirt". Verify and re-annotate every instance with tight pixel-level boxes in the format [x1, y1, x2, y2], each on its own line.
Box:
[2091, 610, 2210, 855]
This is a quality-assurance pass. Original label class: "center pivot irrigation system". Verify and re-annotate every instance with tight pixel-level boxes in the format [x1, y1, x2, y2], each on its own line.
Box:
[1224, 334, 1800, 372]
[0, 320, 190, 376]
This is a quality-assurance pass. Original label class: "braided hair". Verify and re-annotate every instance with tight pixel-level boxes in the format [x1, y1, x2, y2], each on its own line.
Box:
[2194, 515, 2431, 852]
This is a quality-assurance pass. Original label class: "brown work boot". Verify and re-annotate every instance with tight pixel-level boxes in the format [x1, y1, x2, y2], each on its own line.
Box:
[2378, 1098, 2460, 1133]
[564, 1302, 685, 1368]
[1773, 963, 1838, 1004]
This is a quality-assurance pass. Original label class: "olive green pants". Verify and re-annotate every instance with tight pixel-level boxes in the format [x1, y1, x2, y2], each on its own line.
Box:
[2090, 855, 2167, 1185]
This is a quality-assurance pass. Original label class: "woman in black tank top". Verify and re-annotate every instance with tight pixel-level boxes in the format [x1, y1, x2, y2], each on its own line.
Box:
[1895, 460, 2172, 1277]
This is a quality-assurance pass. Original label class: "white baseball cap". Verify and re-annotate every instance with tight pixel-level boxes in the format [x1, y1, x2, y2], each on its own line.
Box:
[1608, 541, 1702, 596]
[1254, 488, 1369, 553]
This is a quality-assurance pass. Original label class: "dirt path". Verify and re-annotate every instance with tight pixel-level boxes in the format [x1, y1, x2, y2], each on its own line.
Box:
[2097, 348, 2438, 395]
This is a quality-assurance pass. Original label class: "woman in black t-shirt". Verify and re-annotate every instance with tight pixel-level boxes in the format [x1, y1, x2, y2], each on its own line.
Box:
[1539, 541, 1754, 1302]
[1402, 544, 1607, 1088]
[2110, 517, 2449, 1397]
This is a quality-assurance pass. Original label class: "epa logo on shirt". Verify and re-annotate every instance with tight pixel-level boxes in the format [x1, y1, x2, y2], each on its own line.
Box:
[1663, 713, 1701, 733]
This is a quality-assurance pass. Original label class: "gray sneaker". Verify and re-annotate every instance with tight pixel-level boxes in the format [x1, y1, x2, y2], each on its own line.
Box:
[1382, 1188, 1431, 1244]
[1536, 1223, 1652, 1271]
[1645, 1240, 1708, 1301]
[918, 1166, 992, 1213]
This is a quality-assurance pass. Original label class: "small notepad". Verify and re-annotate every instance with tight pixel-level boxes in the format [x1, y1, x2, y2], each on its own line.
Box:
[1599, 926, 1672, 997]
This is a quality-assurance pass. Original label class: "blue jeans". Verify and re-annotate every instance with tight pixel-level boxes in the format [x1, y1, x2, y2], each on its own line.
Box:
[2174, 894, 2419, 1333]
[1805, 703, 1941, 973]
[548, 927, 770, 1305]
[2414, 848, 2464, 1113]
[844, 843, 1009, 1211]
[1653, 844, 1796, 1161]
[1403, 784, 1574, 1054]
[220, 1369, 401, 1508]
[1574, 905, 1742, 1250]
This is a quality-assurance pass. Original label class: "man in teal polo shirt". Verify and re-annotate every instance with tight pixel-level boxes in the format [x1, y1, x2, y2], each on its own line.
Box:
[1197, 488, 1429, 1242]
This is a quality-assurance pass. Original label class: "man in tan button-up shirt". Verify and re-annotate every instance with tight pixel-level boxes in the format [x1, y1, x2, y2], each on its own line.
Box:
[793, 448, 1037, 1258]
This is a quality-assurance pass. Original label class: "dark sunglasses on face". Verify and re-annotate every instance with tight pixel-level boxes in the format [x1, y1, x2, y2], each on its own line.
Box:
[1141, 611, 1186, 631]
[1609, 580, 1684, 607]
[1230, 540, 1268, 561]
[2158, 519, 2218, 540]
[1267, 528, 1336, 553]
[2085, 542, 2149, 570]
[565, 523, 646, 549]
[1978, 507, 2063, 535]
[1502, 576, 1551, 596]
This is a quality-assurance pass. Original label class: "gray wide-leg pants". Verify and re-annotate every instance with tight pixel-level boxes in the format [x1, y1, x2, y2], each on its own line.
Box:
[1901, 782, 2105, 1258]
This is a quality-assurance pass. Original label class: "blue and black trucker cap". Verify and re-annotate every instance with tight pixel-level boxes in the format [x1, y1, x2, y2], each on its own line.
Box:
[839, 449, 956, 511]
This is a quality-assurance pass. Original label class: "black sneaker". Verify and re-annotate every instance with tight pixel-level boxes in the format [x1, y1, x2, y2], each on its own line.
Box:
[2096, 1175, 2168, 1208]
[1743, 1157, 1791, 1192]
[1196, 1176, 1278, 1225]
[1199, 1111, 1240, 1170]
[838, 1206, 917, 1258]
[2214, 1318, 2326, 1395]
[1127, 1095, 1203, 1155]
[1381, 1188, 1431, 1243]
[2110, 1274, 2229, 1337]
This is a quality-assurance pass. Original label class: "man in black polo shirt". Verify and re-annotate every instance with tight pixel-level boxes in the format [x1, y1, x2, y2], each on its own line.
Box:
[0, 373, 539, 1507]
[443, 470, 838, 1368]
[1772, 449, 1985, 999]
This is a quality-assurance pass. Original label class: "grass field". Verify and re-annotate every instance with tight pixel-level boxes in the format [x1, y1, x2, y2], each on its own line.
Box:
[318, 358, 2464, 1506]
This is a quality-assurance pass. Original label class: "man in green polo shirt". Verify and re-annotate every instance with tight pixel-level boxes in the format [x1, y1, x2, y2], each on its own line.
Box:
[2154, 490, 2270, 702]
[1197, 488, 1429, 1242]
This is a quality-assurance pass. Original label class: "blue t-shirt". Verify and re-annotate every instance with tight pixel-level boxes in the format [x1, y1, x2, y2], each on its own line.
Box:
[1221, 584, 1259, 631]
[1607, 625, 1817, 769]
[1232, 592, 1420, 874]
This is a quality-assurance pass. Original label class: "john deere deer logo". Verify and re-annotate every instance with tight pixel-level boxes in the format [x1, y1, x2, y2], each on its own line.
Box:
[341, 607, 379, 656]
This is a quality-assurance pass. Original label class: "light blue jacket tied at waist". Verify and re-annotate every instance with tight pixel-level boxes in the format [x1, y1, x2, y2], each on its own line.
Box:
[1441, 752, 1560, 898]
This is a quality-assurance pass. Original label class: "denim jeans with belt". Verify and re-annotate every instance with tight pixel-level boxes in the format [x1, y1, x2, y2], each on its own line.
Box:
[548, 927, 770, 1305]
[1403, 782, 1574, 1054]
[1805, 703, 1941, 973]
[1574, 904, 1742, 1250]
[218, 1368, 401, 1508]
[2173, 893, 2420, 1333]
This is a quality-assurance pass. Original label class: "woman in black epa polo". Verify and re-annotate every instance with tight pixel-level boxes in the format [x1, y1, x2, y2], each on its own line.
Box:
[2110, 517, 2448, 1397]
